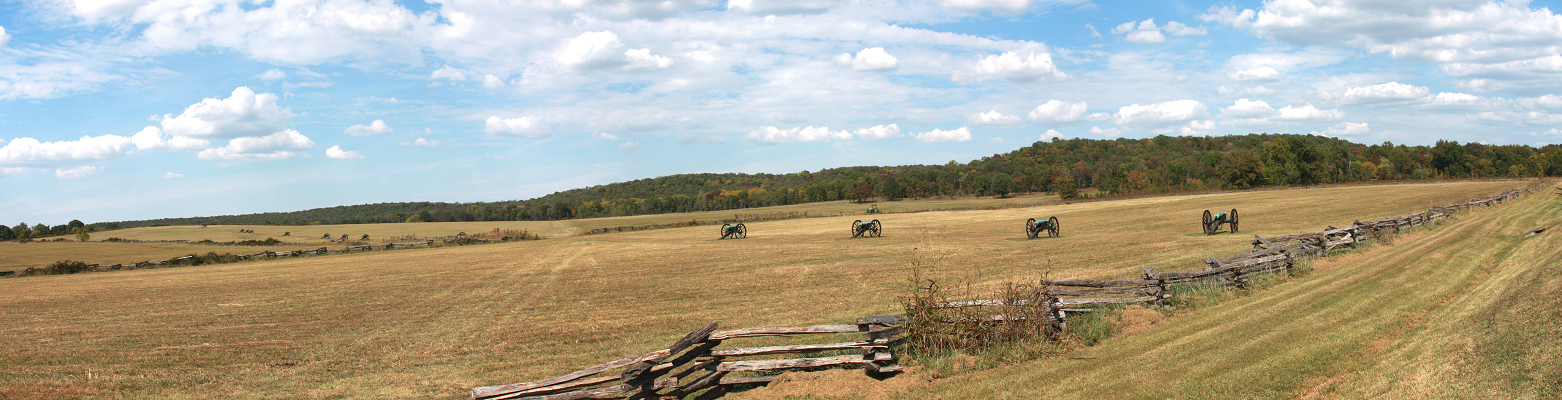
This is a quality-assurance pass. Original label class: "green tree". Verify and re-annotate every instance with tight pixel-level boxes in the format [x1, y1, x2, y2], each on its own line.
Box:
[405, 214, 426, 223]
[1432, 139, 1468, 177]
[0, 225, 13, 241]
[877, 176, 904, 200]
[73, 227, 90, 242]
[850, 181, 875, 203]
[1054, 170, 1079, 200]
[990, 172, 1015, 198]
[1224, 148, 1265, 189]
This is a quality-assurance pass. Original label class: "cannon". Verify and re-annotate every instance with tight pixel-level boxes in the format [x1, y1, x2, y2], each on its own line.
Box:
[851, 219, 882, 238]
[1202, 209, 1239, 235]
[720, 223, 747, 239]
[322, 233, 332, 239]
[1025, 216, 1060, 239]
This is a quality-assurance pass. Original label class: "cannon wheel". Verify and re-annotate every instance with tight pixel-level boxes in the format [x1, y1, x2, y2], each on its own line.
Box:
[1229, 209, 1239, 234]
[1026, 218, 1038, 239]
[869, 219, 882, 237]
[1202, 210, 1214, 235]
[720, 224, 729, 238]
[1048, 216, 1060, 237]
[736, 223, 747, 238]
[852, 220, 864, 238]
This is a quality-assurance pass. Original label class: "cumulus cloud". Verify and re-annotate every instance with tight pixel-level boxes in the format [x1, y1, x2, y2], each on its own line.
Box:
[555, 31, 672, 72]
[1088, 126, 1122, 138]
[854, 124, 902, 140]
[130, 127, 210, 151]
[159, 87, 293, 140]
[593, 132, 620, 141]
[325, 145, 363, 159]
[1114, 100, 1210, 129]
[0, 134, 133, 168]
[619, 141, 642, 151]
[55, 165, 103, 179]
[431, 66, 466, 81]
[1221, 98, 1276, 118]
[163, 172, 184, 178]
[727, 0, 838, 15]
[1228, 66, 1282, 82]
[938, 0, 1033, 14]
[1275, 104, 1344, 121]
[1113, 19, 1205, 44]
[955, 50, 1065, 83]
[914, 127, 972, 143]
[1312, 122, 1371, 137]
[483, 74, 506, 88]
[1341, 82, 1429, 105]
[967, 110, 1024, 128]
[1217, 85, 1276, 97]
[1040, 129, 1064, 141]
[485, 116, 552, 139]
[196, 129, 315, 160]
[0, 26, 8, 49]
[1423, 92, 1498, 110]
[401, 138, 439, 147]
[834, 47, 898, 71]
[345, 120, 396, 136]
[746, 126, 853, 145]
[1028, 100, 1110, 126]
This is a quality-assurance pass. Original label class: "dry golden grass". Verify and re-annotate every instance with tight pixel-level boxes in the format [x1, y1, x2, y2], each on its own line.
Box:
[0, 180, 1535, 399]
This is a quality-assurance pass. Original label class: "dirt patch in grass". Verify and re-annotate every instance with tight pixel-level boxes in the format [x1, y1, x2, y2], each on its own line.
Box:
[726, 367, 931, 400]
[1113, 305, 1167, 336]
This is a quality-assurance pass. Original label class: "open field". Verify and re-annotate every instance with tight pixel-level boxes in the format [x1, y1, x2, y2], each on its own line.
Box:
[0, 180, 1540, 399]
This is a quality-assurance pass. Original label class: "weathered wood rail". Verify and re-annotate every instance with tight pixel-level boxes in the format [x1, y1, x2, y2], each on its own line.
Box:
[471, 316, 905, 400]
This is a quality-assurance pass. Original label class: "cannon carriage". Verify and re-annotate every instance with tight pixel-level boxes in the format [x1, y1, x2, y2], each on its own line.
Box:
[1202, 209, 1239, 235]
[720, 223, 747, 239]
[1025, 216, 1060, 239]
[851, 219, 882, 238]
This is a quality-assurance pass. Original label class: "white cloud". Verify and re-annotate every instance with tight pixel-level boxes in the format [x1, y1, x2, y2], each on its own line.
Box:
[1085, 23, 1102, 40]
[325, 145, 363, 159]
[1228, 66, 1282, 82]
[834, 47, 898, 71]
[1516, 95, 1562, 111]
[555, 31, 672, 72]
[0, 134, 133, 168]
[1312, 122, 1371, 137]
[1180, 120, 1216, 135]
[1040, 129, 1064, 141]
[483, 74, 506, 88]
[344, 120, 395, 136]
[1114, 100, 1210, 128]
[485, 116, 552, 139]
[1341, 82, 1429, 105]
[0, 26, 8, 49]
[1113, 19, 1204, 44]
[159, 87, 293, 140]
[727, 0, 838, 15]
[256, 69, 285, 81]
[1275, 104, 1344, 121]
[990, 137, 1004, 143]
[1088, 126, 1122, 138]
[593, 132, 620, 141]
[854, 124, 902, 140]
[401, 138, 439, 147]
[967, 110, 1024, 128]
[619, 141, 642, 151]
[1423, 92, 1500, 110]
[1028, 100, 1109, 126]
[955, 50, 1065, 83]
[914, 127, 972, 143]
[431, 66, 466, 81]
[130, 127, 210, 151]
[55, 165, 103, 179]
[163, 172, 184, 178]
[1221, 98, 1276, 118]
[1217, 85, 1276, 97]
[196, 129, 315, 161]
[1163, 21, 1207, 36]
[745, 126, 853, 145]
[938, 0, 1033, 14]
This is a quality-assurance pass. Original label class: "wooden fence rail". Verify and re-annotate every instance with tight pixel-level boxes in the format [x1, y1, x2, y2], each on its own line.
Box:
[471, 316, 906, 400]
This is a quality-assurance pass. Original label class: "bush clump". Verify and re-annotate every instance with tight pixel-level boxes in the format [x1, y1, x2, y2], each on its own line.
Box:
[40, 260, 92, 275]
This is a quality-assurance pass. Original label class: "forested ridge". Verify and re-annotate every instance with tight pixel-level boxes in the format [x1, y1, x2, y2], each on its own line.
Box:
[73, 133, 1562, 229]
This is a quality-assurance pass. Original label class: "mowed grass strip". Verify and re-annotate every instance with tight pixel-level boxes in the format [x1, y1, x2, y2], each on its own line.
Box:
[0, 181, 1532, 399]
[900, 182, 1555, 400]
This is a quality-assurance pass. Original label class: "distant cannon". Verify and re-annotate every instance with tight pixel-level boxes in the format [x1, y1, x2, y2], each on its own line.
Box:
[851, 219, 882, 238]
[720, 223, 747, 239]
[322, 233, 332, 239]
[1202, 209, 1239, 235]
[361, 234, 370, 240]
[1025, 216, 1060, 239]
[282, 232, 290, 236]
[339, 234, 349, 241]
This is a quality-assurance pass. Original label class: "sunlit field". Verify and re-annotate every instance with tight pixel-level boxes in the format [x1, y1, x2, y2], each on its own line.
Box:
[0, 180, 1535, 399]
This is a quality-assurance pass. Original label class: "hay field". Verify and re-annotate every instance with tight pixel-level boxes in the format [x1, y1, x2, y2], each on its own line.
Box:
[0, 180, 1534, 399]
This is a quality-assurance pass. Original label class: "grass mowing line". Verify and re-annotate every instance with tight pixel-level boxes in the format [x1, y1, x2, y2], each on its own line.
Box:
[899, 184, 1551, 400]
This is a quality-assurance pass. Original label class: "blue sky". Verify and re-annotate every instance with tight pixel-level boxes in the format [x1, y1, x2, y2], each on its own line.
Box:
[3, 0, 1561, 225]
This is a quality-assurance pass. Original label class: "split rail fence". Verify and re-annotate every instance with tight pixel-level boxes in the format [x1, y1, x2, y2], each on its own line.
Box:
[472, 317, 905, 400]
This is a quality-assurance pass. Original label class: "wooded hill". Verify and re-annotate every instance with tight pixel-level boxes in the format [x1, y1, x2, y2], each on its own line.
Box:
[108, 133, 1562, 227]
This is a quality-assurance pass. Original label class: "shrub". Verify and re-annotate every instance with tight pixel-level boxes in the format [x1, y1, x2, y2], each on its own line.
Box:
[41, 260, 92, 275]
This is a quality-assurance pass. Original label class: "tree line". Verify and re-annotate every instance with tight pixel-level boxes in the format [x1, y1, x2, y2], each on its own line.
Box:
[48, 133, 1561, 230]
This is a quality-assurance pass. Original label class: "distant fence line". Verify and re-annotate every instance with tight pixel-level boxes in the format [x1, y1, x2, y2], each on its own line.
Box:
[480, 184, 1540, 400]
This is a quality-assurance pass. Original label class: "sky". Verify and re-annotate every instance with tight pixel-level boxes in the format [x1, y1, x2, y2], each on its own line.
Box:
[3, 0, 1562, 225]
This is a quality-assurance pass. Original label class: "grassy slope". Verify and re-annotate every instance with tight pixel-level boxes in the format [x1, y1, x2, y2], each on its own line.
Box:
[0, 181, 1534, 399]
[903, 183, 1559, 399]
